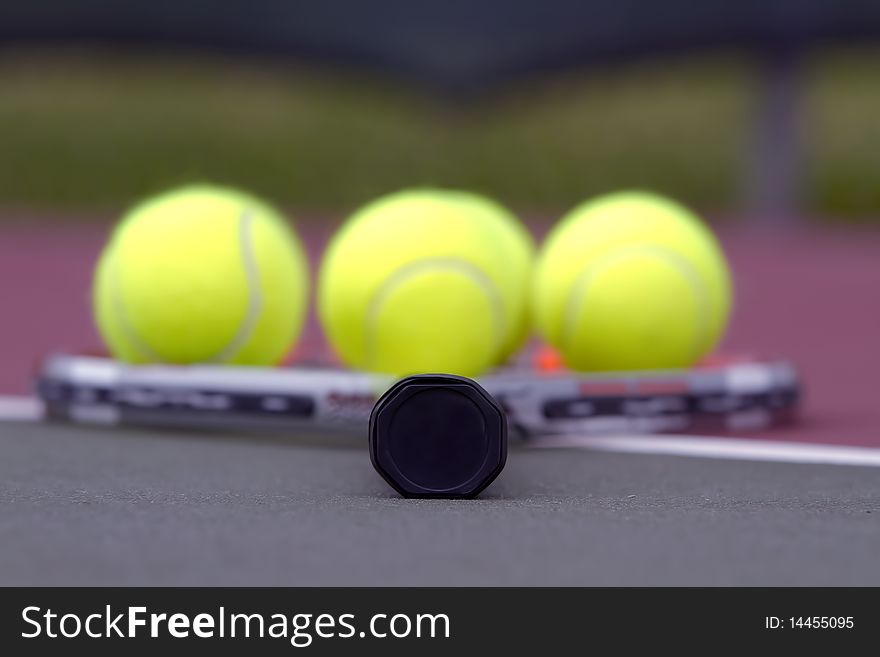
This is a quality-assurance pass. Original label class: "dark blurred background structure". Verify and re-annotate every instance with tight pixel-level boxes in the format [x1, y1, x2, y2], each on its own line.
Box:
[0, 0, 879, 218]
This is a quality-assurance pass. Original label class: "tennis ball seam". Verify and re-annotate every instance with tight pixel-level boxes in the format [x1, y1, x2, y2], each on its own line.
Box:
[560, 244, 711, 362]
[210, 209, 264, 362]
[108, 208, 264, 363]
[364, 257, 506, 371]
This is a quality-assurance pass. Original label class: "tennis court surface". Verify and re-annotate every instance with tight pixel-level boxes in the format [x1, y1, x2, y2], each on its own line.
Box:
[0, 220, 878, 586]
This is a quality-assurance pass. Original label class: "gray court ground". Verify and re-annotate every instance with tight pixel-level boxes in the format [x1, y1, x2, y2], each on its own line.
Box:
[1, 422, 877, 586]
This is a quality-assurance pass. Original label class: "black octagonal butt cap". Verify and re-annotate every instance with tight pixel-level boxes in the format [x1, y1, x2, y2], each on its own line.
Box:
[369, 374, 507, 499]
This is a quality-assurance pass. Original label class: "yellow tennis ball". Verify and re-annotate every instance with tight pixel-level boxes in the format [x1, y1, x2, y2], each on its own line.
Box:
[436, 191, 535, 364]
[93, 184, 309, 366]
[317, 189, 524, 377]
[532, 191, 732, 372]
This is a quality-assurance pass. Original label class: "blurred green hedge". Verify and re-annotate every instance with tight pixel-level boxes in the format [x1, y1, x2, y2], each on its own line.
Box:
[0, 47, 877, 219]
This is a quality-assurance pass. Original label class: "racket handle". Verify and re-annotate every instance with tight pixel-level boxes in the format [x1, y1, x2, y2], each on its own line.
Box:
[369, 374, 507, 499]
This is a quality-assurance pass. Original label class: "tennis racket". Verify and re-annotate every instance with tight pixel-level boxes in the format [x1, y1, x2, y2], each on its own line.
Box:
[34, 353, 800, 438]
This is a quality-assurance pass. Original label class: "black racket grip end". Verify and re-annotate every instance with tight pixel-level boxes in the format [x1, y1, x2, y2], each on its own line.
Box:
[369, 374, 507, 499]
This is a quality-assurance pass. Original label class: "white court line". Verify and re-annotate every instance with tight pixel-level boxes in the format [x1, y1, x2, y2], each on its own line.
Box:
[0, 396, 45, 422]
[532, 434, 880, 468]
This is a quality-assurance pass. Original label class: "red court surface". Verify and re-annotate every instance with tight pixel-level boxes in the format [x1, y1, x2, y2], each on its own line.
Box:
[1, 218, 878, 446]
